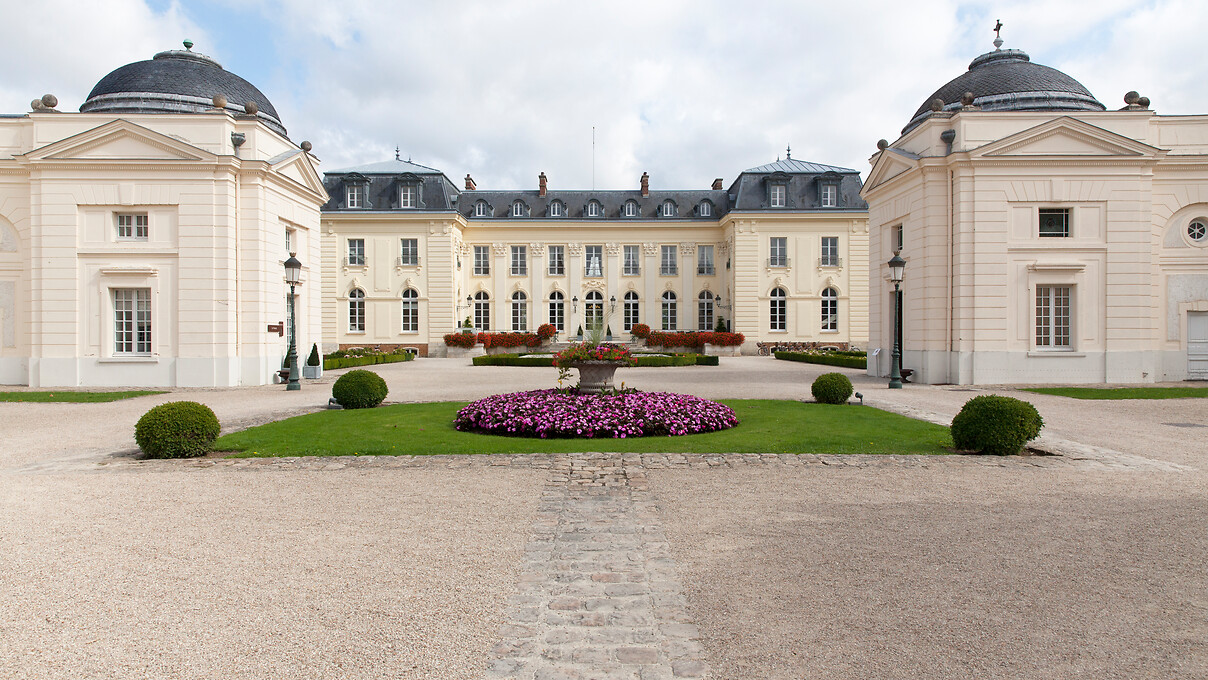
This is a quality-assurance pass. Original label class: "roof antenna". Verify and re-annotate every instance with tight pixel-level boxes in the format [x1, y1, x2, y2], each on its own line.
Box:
[395, 146, 400, 161]
[993, 19, 1003, 49]
[786, 143, 792, 160]
[592, 126, 596, 191]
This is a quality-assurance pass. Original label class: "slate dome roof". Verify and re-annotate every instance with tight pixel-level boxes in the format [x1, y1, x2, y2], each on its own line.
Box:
[901, 47, 1104, 135]
[80, 44, 287, 137]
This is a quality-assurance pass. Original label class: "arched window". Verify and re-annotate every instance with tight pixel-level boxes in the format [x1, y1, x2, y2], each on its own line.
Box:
[474, 200, 489, 217]
[512, 291, 528, 331]
[623, 291, 640, 331]
[586, 200, 603, 217]
[662, 200, 676, 217]
[348, 288, 365, 332]
[585, 291, 604, 330]
[698, 291, 714, 330]
[821, 287, 838, 331]
[698, 200, 712, 217]
[770, 287, 786, 331]
[549, 200, 564, 218]
[548, 291, 565, 332]
[661, 291, 678, 331]
[473, 291, 491, 331]
[512, 200, 526, 217]
[624, 200, 638, 218]
[401, 288, 418, 332]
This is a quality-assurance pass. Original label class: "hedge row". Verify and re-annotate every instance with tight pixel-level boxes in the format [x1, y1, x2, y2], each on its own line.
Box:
[774, 351, 866, 369]
[472, 353, 718, 367]
[323, 353, 415, 370]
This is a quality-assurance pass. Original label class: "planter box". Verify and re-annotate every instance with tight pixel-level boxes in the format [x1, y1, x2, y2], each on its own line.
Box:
[447, 345, 485, 359]
[303, 364, 322, 379]
[704, 343, 741, 357]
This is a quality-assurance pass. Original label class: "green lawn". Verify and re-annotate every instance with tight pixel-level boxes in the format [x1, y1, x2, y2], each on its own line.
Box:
[1021, 386, 1208, 400]
[0, 390, 166, 403]
[216, 399, 953, 457]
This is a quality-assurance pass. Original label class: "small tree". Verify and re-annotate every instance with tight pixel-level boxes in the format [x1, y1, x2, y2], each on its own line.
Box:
[715, 317, 728, 333]
[306, 343, 321, 367]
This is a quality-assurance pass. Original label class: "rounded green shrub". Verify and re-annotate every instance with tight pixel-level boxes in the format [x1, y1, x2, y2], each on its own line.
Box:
[332, 369, 388, 409]
[811, 372, 853, 404]
[134, 401, 221, 459]
[950, 395, 1044, 455]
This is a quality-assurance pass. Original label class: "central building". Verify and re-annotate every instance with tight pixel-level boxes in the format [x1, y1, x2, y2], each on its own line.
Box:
[319, 154, 869, 355]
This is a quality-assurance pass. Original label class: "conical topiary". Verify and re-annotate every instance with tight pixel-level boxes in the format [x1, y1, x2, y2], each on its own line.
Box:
[307, 343, 321, 366]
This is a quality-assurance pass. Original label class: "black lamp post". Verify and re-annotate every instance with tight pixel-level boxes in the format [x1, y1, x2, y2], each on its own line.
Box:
[887, 249, 906, 389]
[284, 253, 303, 391]
[609, 295, 617, 312]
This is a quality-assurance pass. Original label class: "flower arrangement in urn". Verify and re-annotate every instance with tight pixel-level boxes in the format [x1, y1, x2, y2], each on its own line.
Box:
[551, 316, 634, 392]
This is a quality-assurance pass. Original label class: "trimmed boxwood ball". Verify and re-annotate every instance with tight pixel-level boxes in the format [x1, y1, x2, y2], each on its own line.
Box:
[811, 372, 853, 404]
[134, 401, 220, 459]
[332, 369, 388, 409]
[951, 395, 1044, 455]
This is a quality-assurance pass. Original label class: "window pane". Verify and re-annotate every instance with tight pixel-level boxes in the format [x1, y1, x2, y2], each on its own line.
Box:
[549, 292, 564, 331]
[697, 246, 714, 275]
[623, 292, 640, 331]
[698, 292, 714, 330]
[401, 289, 418, 332]
[1039, 209, 1070, 237]
[769, 237, 787, 267]
[821, 237, 838, 266]
[585, 246, 603, 277]
[660, 246, 677, 275]
[821, 287, 838, 330]
[623, 245, 640, 275]
[348, 289, 365, 332]
[548, 245, 565, 275]
[347, 239, 365, 266]
[770, 288, 786, 331]
[661, 292, 677, 331]
[474, 245, 490, 275]
[400, 238, 418, 265]
[511, 245, 527, 275]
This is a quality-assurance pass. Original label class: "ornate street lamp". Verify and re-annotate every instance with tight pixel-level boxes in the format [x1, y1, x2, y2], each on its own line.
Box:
[284, 253, 303, 391]
[609, 295, 617, 312]
[887, 249, 906, 389]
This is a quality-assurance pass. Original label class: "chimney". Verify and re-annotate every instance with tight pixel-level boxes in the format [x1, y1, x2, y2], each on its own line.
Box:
[711, 178, 723, 190]
[465, 174, 476, 191]
[640, 172, 650, 197]
[538, 172, 547, 198]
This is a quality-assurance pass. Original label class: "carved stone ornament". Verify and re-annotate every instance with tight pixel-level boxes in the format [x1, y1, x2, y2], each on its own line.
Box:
[350, 277, 362, 290]
[512, 282, 525, 293]
[679, 242, 696, 255]
[492, 242, 508, 256]
[626, 281, 636, 291]
[583, 280, 606, 293]
[529, 243, 546, 257]
[643, 242, 659, 255]
[568, 243, 584, 256]
[605, 242, 620, 255]
[665, 281, 676, 291]
[717, 241, 731, 255]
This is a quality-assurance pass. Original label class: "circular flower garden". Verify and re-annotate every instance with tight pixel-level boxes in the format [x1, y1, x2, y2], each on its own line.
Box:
[454, 389, 738, 439]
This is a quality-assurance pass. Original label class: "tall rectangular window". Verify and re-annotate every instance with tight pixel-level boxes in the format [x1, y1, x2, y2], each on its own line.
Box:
[346, 185, 365, 208]
[1039, 209, 1070, 238]
[820, 184, 838, 207]
[348, 289, 365, 332]
[820, 237, 839, 266]
[623, 245, 641, 275]
[697, 245, 715, 275]
[769, 237, 788, 267]
[511, 294, 528, 331]
[894, 224, 904, 252]
[113, 288, 151, 354]
[770, 184, 786, 208]
[1036, 286, 1072, 348]
[285, 228, 294, 255]
[511, 245, 527, 275]
[473, 295, 490, 331]
[548, 294, 565, 332]
[661, 293, 678, 331]
[770, 288, 786, 331]
[347, 238, 365, 266]
[585, 245, 603, 277]
[473, 245, 490, 275]
[400, 185, 417, 208]
[698, 293, 714, 331]
[116, 213, 148, 241]
[400, 238, 418, 266]
[548, 245, 565, 275]
[400, 289, 418, 332]
[623, 293, 640, 331]
[660, 245, 677, 275]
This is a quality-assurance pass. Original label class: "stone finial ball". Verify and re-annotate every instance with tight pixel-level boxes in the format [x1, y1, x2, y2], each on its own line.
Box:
[31, 99, 45, 110]
[1137, 96, 1150, 108]
[930, 98, 945, 112]
[212, 94, 227, 108]
[1124, 90, 1140, 105]
[41, 94, 58, 108]
[244, 101, 259, 115]
[960, 92, 975, 106]
[300, 141, 313, 152]
[876, 139, 889, 150]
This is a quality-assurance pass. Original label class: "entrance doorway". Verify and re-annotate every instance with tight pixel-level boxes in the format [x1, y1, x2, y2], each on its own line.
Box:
[1189, 312, 1208, 380]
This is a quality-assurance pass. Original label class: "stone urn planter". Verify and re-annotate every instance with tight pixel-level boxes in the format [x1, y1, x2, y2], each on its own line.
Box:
[572, 361, 625, 394]
[703, 343, 741, 357]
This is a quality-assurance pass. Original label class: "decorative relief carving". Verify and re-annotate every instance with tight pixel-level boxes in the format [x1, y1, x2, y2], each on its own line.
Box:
[492, 242, 508, 256]
[529, 243, 545, 257]
[679, 242, 696, 255]
[717, 241, 731, 255]
[583, 280, 606, 293]
[626, 282, 636, 292]
[665, 281, 675, 291]
[567, 243, 584, 256]
[605, 242, 620, 255]
[642, 242, 659, 255]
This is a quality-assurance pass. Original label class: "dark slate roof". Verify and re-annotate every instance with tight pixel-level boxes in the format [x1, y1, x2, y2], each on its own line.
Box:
[742, 158, 858, 174]
[728, 159, 866, 211]
[328, 158, 445, 174]
[902, 48, 1104, 135]
[459, 190, 730, 221]
[321, 164, 460, 212]
[80, 47, 287, 137]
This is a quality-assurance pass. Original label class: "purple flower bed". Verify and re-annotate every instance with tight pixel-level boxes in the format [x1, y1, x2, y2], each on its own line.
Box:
[454, 389, 738, 439]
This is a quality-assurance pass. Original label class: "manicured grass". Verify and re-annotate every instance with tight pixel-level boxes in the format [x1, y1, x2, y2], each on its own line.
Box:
[216, 399, 953, 457]
[0, 390, 165, 403]
[1021, 386, 1208, 400]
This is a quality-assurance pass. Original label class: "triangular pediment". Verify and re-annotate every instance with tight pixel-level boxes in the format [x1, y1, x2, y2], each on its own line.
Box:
[270, 149, 327, 199]
[862, 148, 918, 193]
[973, 117, 1163, 158]
[22, 120, 214, 163]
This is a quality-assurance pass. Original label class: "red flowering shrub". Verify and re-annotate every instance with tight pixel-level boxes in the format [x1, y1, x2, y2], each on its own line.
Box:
[536, 324, 557, 340]
[481, 332, 542, 349]
[444, 332, 477, 348]
[645, 331, 745, 348]
[553, 342, 636, 368]
[631, 323, 651, 339]
[708, 332, 745, 346]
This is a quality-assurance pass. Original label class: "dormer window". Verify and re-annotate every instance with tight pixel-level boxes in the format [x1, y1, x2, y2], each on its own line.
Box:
[512, 200, 526, 217]
[770, 184, 786, 208]
[820, 183, 838, 208]
[474, 200, 489, 217]
[697, 201, 712, 217]
[661, 200, 677, 217]
[346, 184, 366, 209]
[586, 200, 603, 217]
[400, 184, 418, 208]
[624, 201, 638, 218]
[549, 200, 564, 218]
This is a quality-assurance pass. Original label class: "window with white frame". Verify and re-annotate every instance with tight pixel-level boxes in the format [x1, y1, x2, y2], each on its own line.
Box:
[549, 201, 563, 217]
[400, 184, 418, 208]
[285, 227, 294, 254]
[511, 245, 527, 275]
[624, 201, 638, 217]
[400, 238, 418, 266]
[698, 291, 714, 330]
[770, 184, 786, 208]
[548, 245, 565, 275]
[474, 201, 488, 217]
[116, 213, 148, 241]
[512, 201, 525, 217]
[473, 245, 490, 275]
[1039, 208, 1070, 238]
[660, 245, 677, 275]
[348, 288, 365, 332]
[346, 184, 366, 208]
[697, 245, 714, 275]
[661, 291, 677, 330]
[585, 291, 604, 329]
[623, 291, 640, 331]
[113, 288, 151, 354]
[769, 237, 788, 267]
[821, 287, 838, 330]
[623, 245, 641, 275]
[401, 288, 418, 332]
[662, 200, 676, 217]
[587, 200, 602, 217]
[894, 224, 904, 252]
[770, 287, 786, 331]
[698, 201, 712, 217]
[473, 291, 491, 330]
[347, 238, 365, 266]
[1036, 285, 1072, 349]
[820, 183, 838, 208]
[512, 291, 528, 331]
[820, 237, 839, 266]
[548, 291, 565, 331]
[585, 245, 603, 277]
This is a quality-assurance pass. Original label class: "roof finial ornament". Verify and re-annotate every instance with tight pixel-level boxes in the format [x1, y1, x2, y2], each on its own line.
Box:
[183, 39, 194, 51]
[993, 20, 1003, 50]
[785, 144, 792, 160]
[395, 146, 400, 161]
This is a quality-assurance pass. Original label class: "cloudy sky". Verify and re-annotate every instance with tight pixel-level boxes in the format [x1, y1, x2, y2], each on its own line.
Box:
[3, 0, 1205, 190]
